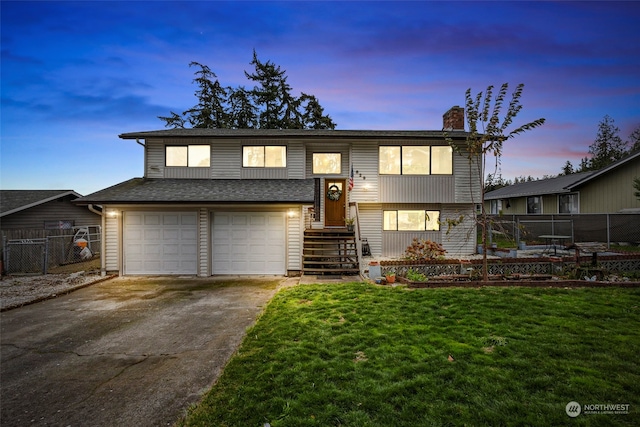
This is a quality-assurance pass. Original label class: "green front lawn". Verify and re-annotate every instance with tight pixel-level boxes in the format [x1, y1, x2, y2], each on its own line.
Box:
[180, 284, 640, 426]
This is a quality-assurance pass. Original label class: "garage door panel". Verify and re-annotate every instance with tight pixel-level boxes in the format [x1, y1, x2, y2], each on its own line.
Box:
[181, 229, 197, 240]
[232, 216, 247, 226]
[144, 228, 161, 240]
[144, 215, 161, 225]
[124, 212, 197, 275]
[162, 215, 179, 225]
[212, 212, 285, 275]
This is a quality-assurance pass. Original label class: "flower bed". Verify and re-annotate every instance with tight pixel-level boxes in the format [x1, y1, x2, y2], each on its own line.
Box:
[377, 253, 640, 285]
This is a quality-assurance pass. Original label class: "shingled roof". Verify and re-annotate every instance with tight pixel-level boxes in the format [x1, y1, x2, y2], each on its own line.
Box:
[484, 172, 593, 200]
[74, 178, 316, 205]
[485, 150, 640, 200]
[1, 190, 81, 217]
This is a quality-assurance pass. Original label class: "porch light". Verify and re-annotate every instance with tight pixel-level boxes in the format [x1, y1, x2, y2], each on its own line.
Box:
[287, 210, 297, 218]
[107, 210, 118, 218]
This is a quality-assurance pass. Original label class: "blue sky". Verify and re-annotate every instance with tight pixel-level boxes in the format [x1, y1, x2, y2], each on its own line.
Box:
[2, 1, 639, 195]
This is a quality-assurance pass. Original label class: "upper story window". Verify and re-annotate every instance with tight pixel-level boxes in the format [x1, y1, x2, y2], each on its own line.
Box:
[166, 145, 210, 167]
[313, 153, 341, 174]
[243, 146, 287, 167]
[559, 193, 579, 214]
[383, 210, 440, 231]
[379, 145, 452, 175]
[527, 196, 542, 214]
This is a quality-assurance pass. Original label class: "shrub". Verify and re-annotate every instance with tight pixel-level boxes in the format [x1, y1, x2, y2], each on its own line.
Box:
[404, 238, 446, 261]
[406, 268, 428, 282]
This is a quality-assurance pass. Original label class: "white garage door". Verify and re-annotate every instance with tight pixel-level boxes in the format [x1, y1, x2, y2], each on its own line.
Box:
[124, 212, 197, 275]
[212, 212, 286, 275]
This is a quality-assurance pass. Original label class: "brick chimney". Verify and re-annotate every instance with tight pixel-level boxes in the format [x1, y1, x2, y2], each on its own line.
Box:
[443, 106, 465, 131]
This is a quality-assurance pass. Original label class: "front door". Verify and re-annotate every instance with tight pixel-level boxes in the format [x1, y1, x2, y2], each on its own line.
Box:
[324, 179, 346, 227]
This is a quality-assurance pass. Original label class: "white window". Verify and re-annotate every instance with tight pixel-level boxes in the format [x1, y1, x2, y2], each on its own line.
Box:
[243, 146, 286, 167]
[379, 147, 401, 174]
[379, 146, 452, 175]
[431, 146, 453, 174]
[490, 200, 503, 214]
[402, 146, 430, 175]
[166, 145, 210, 167]
[559, 193, 579, 214]
[383, 210, 440, 231]
[313, 153, 341, 174]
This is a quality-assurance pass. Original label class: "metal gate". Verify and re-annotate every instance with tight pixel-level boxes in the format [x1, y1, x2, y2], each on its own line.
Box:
[4, 238, 49, 274]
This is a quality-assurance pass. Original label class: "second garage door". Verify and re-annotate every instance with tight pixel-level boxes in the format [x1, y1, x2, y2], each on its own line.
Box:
[212, 212, 286, 275]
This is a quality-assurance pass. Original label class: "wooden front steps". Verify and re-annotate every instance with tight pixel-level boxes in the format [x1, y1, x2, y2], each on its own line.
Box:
[303, 229, 360, 275]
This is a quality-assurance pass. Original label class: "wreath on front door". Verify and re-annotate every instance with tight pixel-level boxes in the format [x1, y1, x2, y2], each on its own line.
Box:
[326, 184, 342, 201]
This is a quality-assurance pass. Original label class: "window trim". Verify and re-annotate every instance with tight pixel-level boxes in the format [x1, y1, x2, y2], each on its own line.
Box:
[526, 196, 543, 214]
[379, 145, 453, 176]
[383, 210, 441, 231]
[165, 145, 210, 167]
[242, 145, 287, 168]
[490, 199, 503, 214]
[558, 192, 579, 214]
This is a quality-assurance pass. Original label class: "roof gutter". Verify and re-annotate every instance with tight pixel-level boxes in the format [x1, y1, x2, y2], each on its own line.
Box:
[88, 204, 103, 216]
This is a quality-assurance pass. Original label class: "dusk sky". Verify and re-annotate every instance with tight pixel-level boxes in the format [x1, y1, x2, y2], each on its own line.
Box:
[2, 1, 639, 196]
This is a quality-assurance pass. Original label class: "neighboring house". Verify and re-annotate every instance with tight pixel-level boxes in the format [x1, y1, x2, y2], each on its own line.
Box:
[0, 190, 101, 231]
[485, 150, 640, 215]
[75, 106, 481, 276]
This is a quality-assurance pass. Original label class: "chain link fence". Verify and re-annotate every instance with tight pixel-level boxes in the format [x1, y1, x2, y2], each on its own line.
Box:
[487, 214, 640, 248]
[2, 226, 101, 275]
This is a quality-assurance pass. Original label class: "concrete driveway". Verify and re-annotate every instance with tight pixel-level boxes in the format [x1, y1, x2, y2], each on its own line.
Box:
[1, 276, 290, 426]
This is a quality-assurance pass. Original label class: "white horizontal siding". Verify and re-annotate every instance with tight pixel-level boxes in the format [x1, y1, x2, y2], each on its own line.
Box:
[198, 208, 209, 277]
[379, 176, 456, 203]
[287, 142, 306, 179]
[349, 142, 379, 203]
[211, 142, 241, 179]
[241, 168, 288, 179]
[453, 150, 482, 203]
[146, 139, 164, 178]
[105, 211, 119, 272]
[440, 204, 476, 255]
[287, 207, 303, 271]
[357, 204, 383, 257]
[383, 231, 441, 257]
[165, 167, 211, 179]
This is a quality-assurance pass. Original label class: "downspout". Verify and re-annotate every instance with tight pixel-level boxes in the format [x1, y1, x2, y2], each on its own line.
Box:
[136, 138, 147, 178]
[87, 204, 102, 217]
[88, 204, 107, 277]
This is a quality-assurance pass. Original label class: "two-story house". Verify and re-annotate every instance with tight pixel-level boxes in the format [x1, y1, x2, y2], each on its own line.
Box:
[75, 106, 480, 276]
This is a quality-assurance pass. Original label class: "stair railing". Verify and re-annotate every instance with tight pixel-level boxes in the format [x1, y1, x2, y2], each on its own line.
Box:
[349, 202, 364, 276]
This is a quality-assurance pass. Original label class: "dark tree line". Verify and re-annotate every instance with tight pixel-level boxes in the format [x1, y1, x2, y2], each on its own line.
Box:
[560, 115, 640, 175]
[159, 51, 336, 130]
